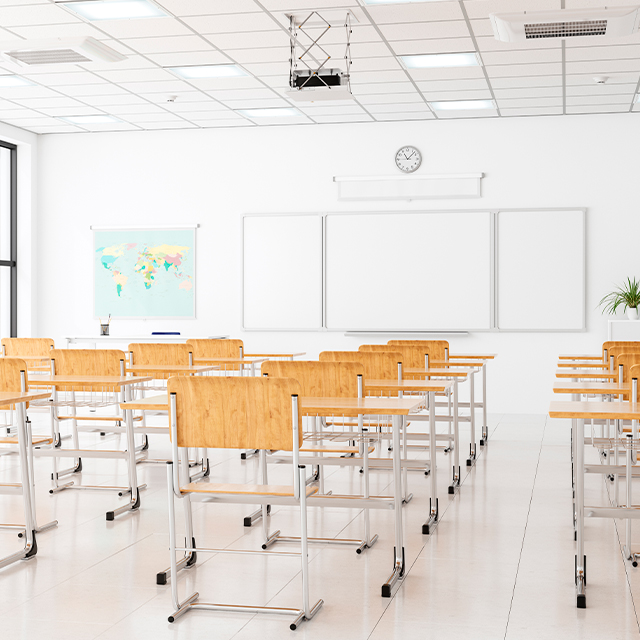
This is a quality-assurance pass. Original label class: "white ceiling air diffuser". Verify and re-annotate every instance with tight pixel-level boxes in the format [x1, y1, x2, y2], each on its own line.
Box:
[490, 6, 640, 42]
[0, 37, 125, 66]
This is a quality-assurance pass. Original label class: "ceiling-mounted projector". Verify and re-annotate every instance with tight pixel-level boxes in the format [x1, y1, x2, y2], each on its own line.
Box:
[490, 6, 640, 42]
[286, 69, 354, 102]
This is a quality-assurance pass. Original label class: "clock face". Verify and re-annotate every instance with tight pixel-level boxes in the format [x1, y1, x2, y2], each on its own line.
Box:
[395, 146, 422, 173]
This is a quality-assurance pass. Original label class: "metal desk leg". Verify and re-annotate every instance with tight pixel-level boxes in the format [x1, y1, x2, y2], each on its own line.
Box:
[449, 380, 460, 495]
[382, 414, 405, 597]
[106, 384, 141, 521]
[423, 391, 438, 534]
[575, 418, 586, 608]
[467, 372, 476, 466]
[480, 364, 488, 445]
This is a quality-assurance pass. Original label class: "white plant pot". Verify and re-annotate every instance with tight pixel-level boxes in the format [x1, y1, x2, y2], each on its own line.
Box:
[627, 307, 639, 321]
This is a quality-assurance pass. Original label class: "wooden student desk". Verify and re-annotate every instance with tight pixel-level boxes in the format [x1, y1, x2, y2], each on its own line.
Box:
[559, 354, 604, 361]
[549, 400, 640, 609]
[32, 374, 151, 520]
[555, 369, 618, 380]
[0, 390, 52, 571]
[557, 361, 609, 369]
[122, 392, 424, 598]
[447, 353, 496, 360]
[126, 364, 218, 375]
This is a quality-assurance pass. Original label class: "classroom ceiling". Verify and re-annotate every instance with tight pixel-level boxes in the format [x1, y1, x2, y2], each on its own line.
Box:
[0, 0, 639, 134]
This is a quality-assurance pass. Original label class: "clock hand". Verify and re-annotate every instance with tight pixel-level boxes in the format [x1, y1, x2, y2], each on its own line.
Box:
[403, 152, 409, 160]
[408, 151, 415, 159]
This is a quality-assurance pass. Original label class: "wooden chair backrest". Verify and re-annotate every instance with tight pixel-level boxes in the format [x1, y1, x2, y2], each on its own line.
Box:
[186, 339, 243, 358]
[261, 361, 363, 398]
[628, 364, 640, 401]
[609, 346, 640, 368]
[602, 341, 640, 361]
[388, 339, 449, 361]
[168, 376, 302, 450]
[50, 349, 124, 392]
[319, 351, 401, 380]
[129, 343, 191, 366]
[359, 343, 430, 369]
[616, 353, 640, 383]
[0, 357, 27, 410]
[2, 338, 54, 357]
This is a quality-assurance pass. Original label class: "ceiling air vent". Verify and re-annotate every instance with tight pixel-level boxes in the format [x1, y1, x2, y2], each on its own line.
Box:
[490, 7, 640, 42]
[0, 37, 125, 66]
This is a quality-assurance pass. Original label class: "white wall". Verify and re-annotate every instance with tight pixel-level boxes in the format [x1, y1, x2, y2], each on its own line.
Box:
[35, 113, 640, 413]
[0, 122, 38, 338]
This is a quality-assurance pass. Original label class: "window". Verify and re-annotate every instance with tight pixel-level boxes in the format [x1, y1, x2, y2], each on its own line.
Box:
[0, 141, 16, 337]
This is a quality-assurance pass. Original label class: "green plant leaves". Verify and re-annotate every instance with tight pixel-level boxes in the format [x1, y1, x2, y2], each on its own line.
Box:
[599, 277, 640, 314]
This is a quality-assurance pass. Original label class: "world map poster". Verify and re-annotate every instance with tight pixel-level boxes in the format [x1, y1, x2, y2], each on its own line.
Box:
[94, 228, 196, 318]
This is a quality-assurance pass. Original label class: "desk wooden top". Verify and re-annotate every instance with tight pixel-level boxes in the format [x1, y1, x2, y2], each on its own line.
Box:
[558, 354, 602, 360]
[192, 357, 268, 365]
[364, 379, 453, 393]
[557, 361, 608, 369]
[555, 369, 618, 379]
[430, 360, 483, 368]
[244, 352, 306, 358]
[549, 400, 640, 420]
[33, 375, 152, 387]
[448, 353, 496, 360]
[553, 381, 630, 396]
[0, 390, 51, 403]
[126, 365, 217, 374]
[404, 367, 470, 378]
[120, 393, 426, 416]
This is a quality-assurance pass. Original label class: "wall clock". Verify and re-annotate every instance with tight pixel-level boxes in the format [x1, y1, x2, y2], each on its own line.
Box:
[395, 145, 422, 173]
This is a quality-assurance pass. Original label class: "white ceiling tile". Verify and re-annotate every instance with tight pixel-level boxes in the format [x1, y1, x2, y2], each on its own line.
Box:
[475, 35, 559, 52]
[182, 110, 243, 121]
[389, 37, 476, 56]
[185, 119, 254, 127]
[120, 111, 184, 123]
[468, 18, 495, 38]
[258, 0, 359, 10]
[248, 115, 311, 125]
[351, 57, 401, 72]
[489, 75, 563, 89]
[53, 83, 129, 97]
[240, 61, 290, 76]
[165, 104, 236, 116]
[3, 116, 61, 126]
[27, 124, 83, 133]
[204, 87, 275, 101]
[9, 22, 105, 40]
[156, 0, 259, 16]
[205, 30, 288, 50]
[79, 55, 158, 72]
[218, 47, 289, 64]
[378, 21, 470, 41]
[349, 70, 410, 84]
[407, 67, 485, 82]
[463, 0, 560, 20]
[311, 114, 374, 123]
[121, 35, 208, 54]
[565, 72, 639, 85]
[10, 95, 85, 109]
[566, 104, 629, 114]
[0, 86, 64, 99]
[481, 49, 562, 65]
[567, 59, 640, 74]
[366, 102, 430, 114]
[374, 111, 435, 121]
[501, 106, 563, 117]
[351, 42, 395, 59]
[350, 81, 417, 95]
[118, 80, 192, 93]
[298, 104, 366, 116]
[0, 3, 79, 26]
[435, 108, 498, 119]
[37, 105, 105, 116]
[421, 89, 492, 101]
[144, 90, 212, 104]
[76, 92, 148, 106]
[496, 97, 563, 108]
[136, 121, 199, 129]
[486, 63, 562, 78]
[182, 13, 278, 34]
[145, 50, 232, 66]
[364, 2, 464, 24]
[566, 83, 638, 96]
[415, 78, 489, 92]
[27, 71, 108, 86]
[76, 122, 142, 131]
[94, 17, 193, 39]
[357, 93, 423, 105]
[187, 77, 266, 92]
[95, 68, 176, 83]
[566, 94, 633, 106]
[493, 87, 562, 99]
[222, 97, 291, 109]
[0, 108, 43, 119]
[102, 103, 169, 115]
[565, 44, 640, 62]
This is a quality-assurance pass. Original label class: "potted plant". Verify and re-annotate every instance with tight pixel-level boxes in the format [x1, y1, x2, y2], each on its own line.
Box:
[599, 277, 640, 320]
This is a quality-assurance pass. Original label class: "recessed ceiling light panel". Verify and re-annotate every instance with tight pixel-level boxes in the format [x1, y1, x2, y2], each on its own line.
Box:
[401, 53, 480, 69]
[237, 108, 302, 118]
[0, 75, 34, 87]
[168, 64, 247, 79]
[61, 114, 122, 124]
[430, 100, 495, 111]
[58, 0, 168, 21]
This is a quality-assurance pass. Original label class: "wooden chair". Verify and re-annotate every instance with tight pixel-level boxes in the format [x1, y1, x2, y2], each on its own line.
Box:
[186, 338, 243, 371]
[166, 375, 323, 629]
[129, 342, 193, 371]
[319, 350, 402, 381]
[388, 339, 448, 362]
[617, 353, 640, 384]
[603, 341, 640, 366]
[0, 358, 57, 557]
[359, 343, 431, 369]
[2, 338, 55, 373]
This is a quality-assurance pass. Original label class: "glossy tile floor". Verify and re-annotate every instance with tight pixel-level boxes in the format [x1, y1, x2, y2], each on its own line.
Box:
[1, 410, 639, 639]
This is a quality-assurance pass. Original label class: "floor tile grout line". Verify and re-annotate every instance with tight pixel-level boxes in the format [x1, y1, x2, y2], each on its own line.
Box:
[503, 415, 547, 640]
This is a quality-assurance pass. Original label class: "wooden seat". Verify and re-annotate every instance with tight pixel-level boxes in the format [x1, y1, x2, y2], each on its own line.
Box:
[0, 435, 53, 446]
[182, 482, 318, 497]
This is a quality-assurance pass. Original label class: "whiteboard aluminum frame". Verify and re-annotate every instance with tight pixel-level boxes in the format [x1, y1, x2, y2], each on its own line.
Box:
[323, 210, 494, 333]
[92, 225, 197, 320]
[494, 208, 586, 333]
[242, 212, 324, 332]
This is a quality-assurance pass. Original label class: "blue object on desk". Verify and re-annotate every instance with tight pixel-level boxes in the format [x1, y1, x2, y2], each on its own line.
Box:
[151, 332, 181, 335]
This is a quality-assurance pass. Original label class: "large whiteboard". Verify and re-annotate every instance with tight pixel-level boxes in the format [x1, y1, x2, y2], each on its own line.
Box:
[243, 214, 322, 330]
[324, 212, 492, 331]
[497, 209, 585, 330]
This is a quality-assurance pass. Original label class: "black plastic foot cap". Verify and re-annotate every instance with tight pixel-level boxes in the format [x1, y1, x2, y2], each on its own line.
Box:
[240, 453, 247, 460]
[168, 616, 175, 623]
[633, 561, 638, 568]
[106, 512, 115, 521]
[290, 623, 297, 631]
[422, 524, 430, 535]
[480, 439, 485, 446]
[577, 594, 586, 609]
[466, 459, 472, 467]
[156, 573, 167, 585]
[448, 486, 454, 495]
[381, 585, 391, 598]
[243, 517, 253, 527]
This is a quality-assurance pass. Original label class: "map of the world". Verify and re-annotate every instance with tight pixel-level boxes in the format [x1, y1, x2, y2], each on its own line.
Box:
[94, 228, 195, 317]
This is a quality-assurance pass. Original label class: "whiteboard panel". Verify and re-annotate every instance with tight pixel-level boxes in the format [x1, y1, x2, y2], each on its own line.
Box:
[243, 214, 322, 330]
[325, 212, 492, 331]
[497, 210, 585, 330]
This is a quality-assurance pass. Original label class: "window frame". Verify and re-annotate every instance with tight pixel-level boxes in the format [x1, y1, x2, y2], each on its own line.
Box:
[0, 140, 17, 336]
